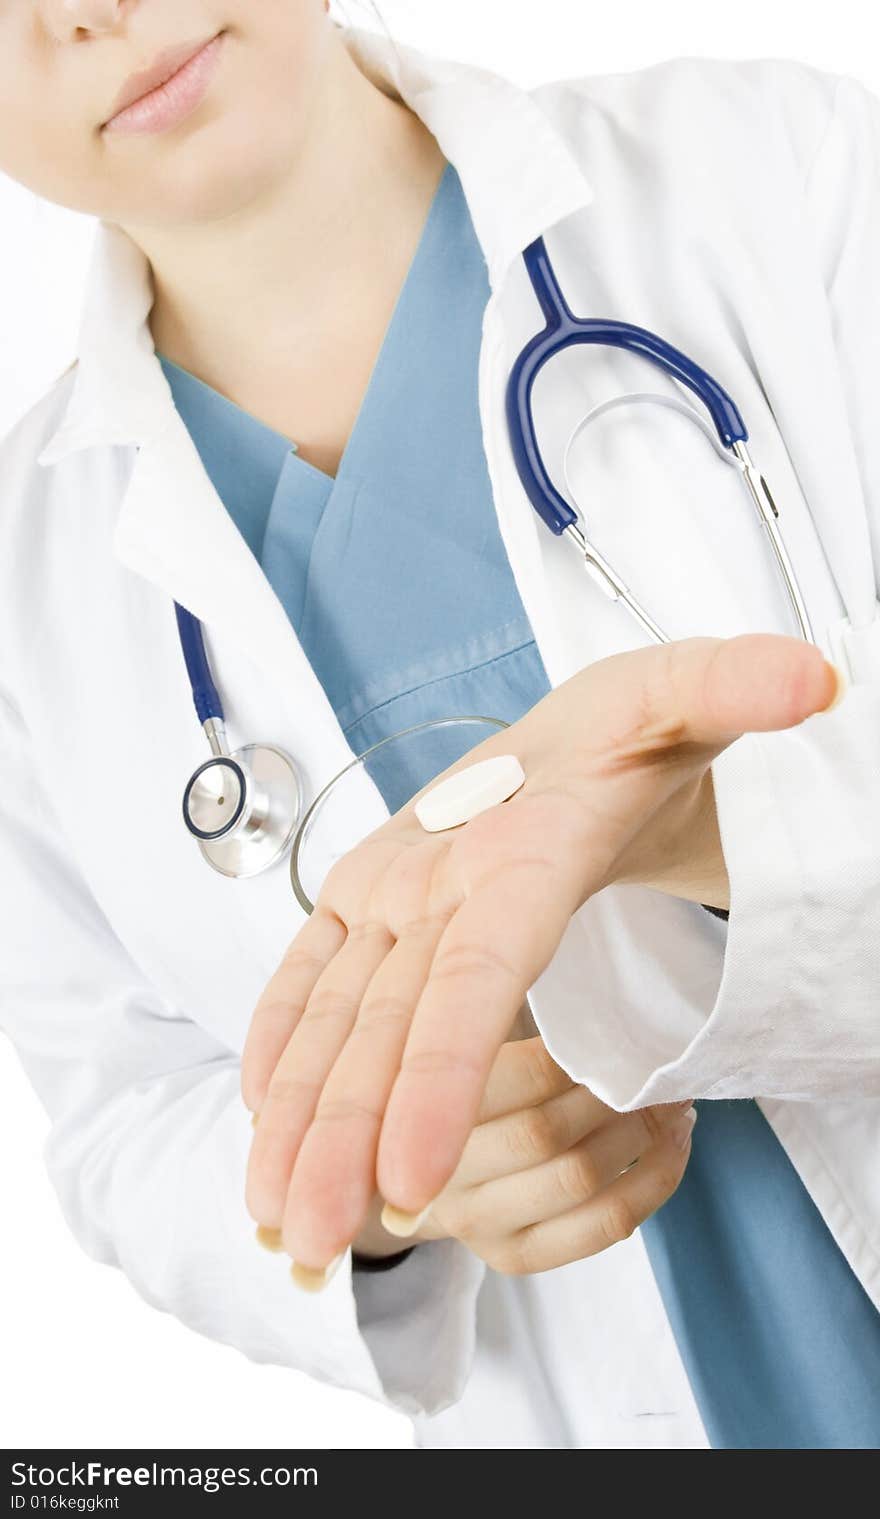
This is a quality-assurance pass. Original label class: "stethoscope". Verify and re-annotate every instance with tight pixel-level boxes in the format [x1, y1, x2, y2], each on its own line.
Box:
[177, 235, 814, 879]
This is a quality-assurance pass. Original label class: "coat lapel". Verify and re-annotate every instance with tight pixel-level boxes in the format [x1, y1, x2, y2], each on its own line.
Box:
[110, 410, 339, 717]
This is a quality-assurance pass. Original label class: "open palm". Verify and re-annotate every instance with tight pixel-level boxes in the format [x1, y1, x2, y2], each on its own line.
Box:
[243, 634, 836, 1270]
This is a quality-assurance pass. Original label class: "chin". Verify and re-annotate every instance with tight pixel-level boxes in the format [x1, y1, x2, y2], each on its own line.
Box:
[117, 106, 302, 228]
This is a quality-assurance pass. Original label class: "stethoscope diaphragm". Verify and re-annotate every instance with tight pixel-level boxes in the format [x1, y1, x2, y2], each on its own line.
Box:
[182, 742, 303, 879]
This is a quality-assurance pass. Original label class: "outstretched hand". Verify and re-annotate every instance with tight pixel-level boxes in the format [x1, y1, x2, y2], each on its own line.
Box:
[242, 635, 839, 1273]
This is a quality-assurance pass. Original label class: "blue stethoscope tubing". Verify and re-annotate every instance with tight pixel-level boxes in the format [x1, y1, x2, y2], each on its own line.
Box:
[506, 237, 813, 647]
[177, 238, 814, 875]
[176, 601, 223, 731]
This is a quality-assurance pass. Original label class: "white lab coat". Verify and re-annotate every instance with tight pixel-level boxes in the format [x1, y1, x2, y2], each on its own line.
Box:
[1, 29, 879, 1450]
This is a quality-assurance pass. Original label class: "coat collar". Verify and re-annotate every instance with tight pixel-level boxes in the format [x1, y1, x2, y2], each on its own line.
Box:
[346, 28, 594, 287]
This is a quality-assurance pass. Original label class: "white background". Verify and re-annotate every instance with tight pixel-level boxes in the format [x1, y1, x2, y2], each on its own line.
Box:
[1, 0, 878, 1453]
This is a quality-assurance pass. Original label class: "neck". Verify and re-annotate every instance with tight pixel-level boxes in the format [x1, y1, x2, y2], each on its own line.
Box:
[124, 33, 446, 428]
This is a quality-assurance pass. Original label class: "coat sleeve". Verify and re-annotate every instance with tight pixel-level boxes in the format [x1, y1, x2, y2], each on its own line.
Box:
[529, 67, 880, 1109]
[0, 681, 483, 1417]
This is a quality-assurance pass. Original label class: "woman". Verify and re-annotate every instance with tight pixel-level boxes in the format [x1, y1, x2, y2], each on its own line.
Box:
[1, 1, 879, 1451]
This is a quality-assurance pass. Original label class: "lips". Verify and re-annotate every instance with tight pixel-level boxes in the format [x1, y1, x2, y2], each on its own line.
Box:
[102, 31, 223, 129]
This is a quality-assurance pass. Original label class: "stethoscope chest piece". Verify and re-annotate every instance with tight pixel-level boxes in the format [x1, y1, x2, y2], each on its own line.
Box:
[182, 742, 303, 879]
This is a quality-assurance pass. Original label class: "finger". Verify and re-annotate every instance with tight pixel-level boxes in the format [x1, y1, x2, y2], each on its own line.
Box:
[506, 1120, 694, 1275]
[597, 635, 837, 772]
[378, 854, 584, 1213]
[241, 908, 347, 1113]
[457, 1104, 694, 1235]
[475, 1036, 575, 1124]
[245, 919, 393, 1227]
[457, 1081, 605, 1188]
[281, 916, 448, 1267]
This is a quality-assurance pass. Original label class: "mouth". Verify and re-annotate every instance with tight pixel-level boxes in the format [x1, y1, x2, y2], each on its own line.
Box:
[101, 29, 227, 137]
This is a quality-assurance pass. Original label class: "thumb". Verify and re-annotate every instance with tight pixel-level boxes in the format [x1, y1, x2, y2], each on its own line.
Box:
[594, 634, 841, 767]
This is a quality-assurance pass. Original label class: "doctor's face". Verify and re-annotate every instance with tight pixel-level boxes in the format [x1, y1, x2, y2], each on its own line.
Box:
[0, 1, 336, 224]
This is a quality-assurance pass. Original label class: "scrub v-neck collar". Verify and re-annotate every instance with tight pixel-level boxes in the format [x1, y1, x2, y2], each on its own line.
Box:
[159, 158, 456, 528]
[287, 156, 457, 494]
[158, 161, 463, 636]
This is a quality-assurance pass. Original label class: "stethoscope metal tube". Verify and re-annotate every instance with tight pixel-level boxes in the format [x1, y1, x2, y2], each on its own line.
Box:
[730, 439, 814, 642]
[563, 520, 668, 644]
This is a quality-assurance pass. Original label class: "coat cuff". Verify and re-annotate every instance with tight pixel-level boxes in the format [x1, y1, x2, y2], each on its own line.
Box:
[353, 1239, 485, 1417]
[526, 692, 880, 1108]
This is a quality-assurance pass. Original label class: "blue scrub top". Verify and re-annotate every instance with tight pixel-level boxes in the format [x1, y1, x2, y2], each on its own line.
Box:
[159, 162, 880, 1450]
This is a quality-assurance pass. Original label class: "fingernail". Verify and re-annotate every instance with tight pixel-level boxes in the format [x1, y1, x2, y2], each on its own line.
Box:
[255, 1225, 284, 1253]
[289, 1253, 345, 1293]
[672, 1107, 697, 1150]
[824, 662, 849, 713]
[380, 1201, 433, 1238]
[674, 1097, 696, 1108]
[250, 1112, 259, 1129]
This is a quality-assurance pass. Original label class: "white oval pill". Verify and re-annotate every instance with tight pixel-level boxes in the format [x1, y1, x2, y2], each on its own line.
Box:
[414, 754, 526, 833]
